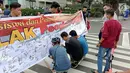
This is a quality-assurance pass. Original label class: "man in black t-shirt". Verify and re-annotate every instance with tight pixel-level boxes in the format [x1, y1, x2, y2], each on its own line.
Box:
[43, 2, 60, 14]
[82, 6, 87, 22]
[61, 32, 83, 62]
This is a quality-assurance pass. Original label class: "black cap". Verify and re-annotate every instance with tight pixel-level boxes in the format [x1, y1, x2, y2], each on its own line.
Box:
[51, 37, 60, 43]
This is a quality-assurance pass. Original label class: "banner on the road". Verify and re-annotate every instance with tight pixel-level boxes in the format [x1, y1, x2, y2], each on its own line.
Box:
[0, 11, 87, 73]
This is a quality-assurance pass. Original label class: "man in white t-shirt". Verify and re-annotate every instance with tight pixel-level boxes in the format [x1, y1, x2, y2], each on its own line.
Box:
[0, 3, 3, 16]
[102, 4, 118, 21]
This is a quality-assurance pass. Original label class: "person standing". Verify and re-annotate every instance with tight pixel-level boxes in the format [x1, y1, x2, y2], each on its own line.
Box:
[4, 4, 10, 15]
[43, 2, 60, 14]
[123, 9, 129, 20]
[82, 6, 91, 36]
[0, 3, 3, 16]
[99, 4, 118, 40]
[82, 6, 87, 22]
[60, 32, 83, 67]
[93, 9, 122, 73]
[49, 37, 71, 73]
[69, 30, 88, 56]
[96, 4, 118, 57]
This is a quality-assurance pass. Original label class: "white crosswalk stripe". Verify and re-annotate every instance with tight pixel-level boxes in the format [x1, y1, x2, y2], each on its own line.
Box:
[24, 69, 38, 73]
[88, 44, 130, 55]
[23, 34, 130, 73]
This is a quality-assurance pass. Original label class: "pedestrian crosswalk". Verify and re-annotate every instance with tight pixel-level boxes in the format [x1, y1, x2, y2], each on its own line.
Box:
[23, 34, 130, 73]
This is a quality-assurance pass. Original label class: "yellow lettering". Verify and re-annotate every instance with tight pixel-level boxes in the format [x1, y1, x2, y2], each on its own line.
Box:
[26, 19, 39, 25]
[40, 17, 44, 23]
[0, 24, 3, 30]
[26, 19, 31, 25]
[13, 23, 18, 27]
[24, 27, 36, 40]
[0, 42, 9, 47]
[17, 22, 24, 26]
[10, 30, 24, 44]
[12, 23, 16, 27]
[35, 20, 39, 24]
[3, 24, 7, 29]
[6, 24, 12, 29]
[0, 42, 3, 47]
[12, 22, 24, 28]
[3, 42, 9, 46]
[18, 22, 24, 26]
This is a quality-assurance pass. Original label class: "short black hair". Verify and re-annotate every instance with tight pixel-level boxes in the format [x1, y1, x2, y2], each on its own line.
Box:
[10, 2, 21, 9]
[5, 5, 9, 9]
[105, 9, 114, 17]
[104, 3, 112, 8]
[61, 32, 68, 38]
[79, 9, 81, 10]
[69, 30, 77, 37]
[51, 2, 60, 8]
[83, 6, 87, 8]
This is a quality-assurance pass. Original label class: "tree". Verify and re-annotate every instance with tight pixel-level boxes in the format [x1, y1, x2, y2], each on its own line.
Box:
[77, 0, 94, 8]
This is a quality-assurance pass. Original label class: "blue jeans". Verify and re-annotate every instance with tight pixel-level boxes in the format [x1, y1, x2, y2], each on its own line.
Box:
[97, 47, 112, 73]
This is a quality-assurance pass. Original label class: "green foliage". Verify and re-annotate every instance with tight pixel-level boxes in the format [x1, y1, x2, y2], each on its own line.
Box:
[21, 8, 44, 16]
[63, 4, 81, 14]
[90, 3, 104, 17]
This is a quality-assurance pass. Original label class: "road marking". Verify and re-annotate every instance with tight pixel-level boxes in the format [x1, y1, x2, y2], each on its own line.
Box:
[86, 34, 98, 38]
[24, 69, 38, 73]
[87, 39, 130, 50]
[38, 57, 86, 73]
[88, 44, 130, 55]
[86, 36, 99, 41]
[89, 48, 130, 61]
[85, 54, 130, 69]
[68, 68, 86, 73]
[122, 32, 130, 48]
[80, 61, 121, 72]
[122, 27, 130, 30]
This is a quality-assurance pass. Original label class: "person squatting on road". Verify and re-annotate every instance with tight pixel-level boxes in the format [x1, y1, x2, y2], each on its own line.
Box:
[69, 30, 89, 56]
[49, 37, 71, 73]
[61, 32, 84, 68]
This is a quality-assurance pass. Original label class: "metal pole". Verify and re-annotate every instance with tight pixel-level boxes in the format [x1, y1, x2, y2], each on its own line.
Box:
[30, 0, 31, 8]
[88, 0, 90, 7]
